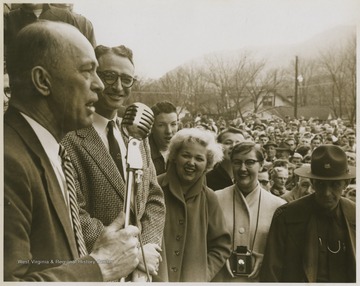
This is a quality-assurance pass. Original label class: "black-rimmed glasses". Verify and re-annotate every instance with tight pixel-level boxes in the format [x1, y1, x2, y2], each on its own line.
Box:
[97, 70, 136, 88]
[232, 159, 259, 168]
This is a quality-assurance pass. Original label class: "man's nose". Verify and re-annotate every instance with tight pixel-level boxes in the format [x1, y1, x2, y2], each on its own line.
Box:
[92, 72, 105, 93]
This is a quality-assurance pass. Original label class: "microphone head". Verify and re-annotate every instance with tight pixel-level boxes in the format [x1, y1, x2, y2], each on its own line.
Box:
[121, 102, 154, 140]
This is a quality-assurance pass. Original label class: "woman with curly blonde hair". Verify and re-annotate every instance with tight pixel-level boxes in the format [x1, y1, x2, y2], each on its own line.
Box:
[156, 128, 231, 282]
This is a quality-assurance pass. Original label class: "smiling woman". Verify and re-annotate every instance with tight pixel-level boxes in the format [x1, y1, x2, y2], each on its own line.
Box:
[156, 128, 231, 282]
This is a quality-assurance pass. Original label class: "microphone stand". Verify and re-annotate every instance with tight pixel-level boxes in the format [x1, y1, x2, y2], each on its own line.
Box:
[123, 137, 143, 228]
[121, 136, 151, 282]
[119, 102, 154, 282]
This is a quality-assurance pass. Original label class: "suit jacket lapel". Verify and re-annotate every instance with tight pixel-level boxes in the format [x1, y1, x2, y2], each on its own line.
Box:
[5, 107, 79, 258]
[77, 127, 126, 201]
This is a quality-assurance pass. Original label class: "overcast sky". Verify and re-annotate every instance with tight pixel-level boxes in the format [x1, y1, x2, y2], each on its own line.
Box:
[73, 0, 358, 79]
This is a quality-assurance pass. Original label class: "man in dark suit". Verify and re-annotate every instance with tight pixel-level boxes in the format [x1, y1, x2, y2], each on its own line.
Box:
[4, 21, 140, 281]
[62, 45, 165, 282]
[260, 145, 356, 282]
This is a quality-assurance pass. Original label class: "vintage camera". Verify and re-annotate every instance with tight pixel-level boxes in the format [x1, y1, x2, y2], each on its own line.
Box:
[230, 246, 252, 276]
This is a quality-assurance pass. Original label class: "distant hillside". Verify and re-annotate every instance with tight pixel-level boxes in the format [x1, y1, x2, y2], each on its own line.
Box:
[164, 25, 356, 75]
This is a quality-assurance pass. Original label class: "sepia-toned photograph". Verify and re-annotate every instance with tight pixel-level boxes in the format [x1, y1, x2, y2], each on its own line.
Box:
[2, 0, 358, 283]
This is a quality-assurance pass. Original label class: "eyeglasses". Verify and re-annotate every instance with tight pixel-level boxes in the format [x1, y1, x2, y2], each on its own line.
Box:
[4, 87, 11, 99]
[97, 70, 136, 88]
[232, 159, 259, 168]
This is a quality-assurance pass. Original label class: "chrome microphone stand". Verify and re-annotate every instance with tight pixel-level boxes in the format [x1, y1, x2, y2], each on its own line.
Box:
[119, 102, 154, 282]
[123, 137, 143, 227]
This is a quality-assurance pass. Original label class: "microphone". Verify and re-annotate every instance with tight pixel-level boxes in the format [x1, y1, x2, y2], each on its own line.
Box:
[121, 102, 154, 140]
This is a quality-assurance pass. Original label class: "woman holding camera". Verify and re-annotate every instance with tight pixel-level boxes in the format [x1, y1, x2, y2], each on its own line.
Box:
[212, 142, 286, 282]
[156, 128, 231, 282]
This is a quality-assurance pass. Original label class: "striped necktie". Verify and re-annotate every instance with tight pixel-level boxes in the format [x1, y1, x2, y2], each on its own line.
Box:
[59, 144, 88, 257]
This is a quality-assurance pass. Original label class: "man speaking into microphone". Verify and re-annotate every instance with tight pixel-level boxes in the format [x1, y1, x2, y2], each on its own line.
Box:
[62, 45, 165, 281]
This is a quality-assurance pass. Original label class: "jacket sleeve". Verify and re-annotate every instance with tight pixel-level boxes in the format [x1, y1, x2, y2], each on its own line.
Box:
[138, 138, 166, 246]
[259, 206, 287, 282]
[205, 189, 232, 281]
[4, 142, 102, 281]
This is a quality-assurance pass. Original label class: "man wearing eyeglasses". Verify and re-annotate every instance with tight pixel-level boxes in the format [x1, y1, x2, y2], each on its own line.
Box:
[213, 142, 285, 282]
[61, 45, 165, 281]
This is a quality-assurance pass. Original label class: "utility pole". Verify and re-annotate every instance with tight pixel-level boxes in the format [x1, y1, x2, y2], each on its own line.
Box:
[294, 55, 298, 119]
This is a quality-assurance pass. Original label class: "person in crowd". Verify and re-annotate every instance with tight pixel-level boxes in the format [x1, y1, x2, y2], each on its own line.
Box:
[213, 142, 286, 282]
[62, 44, 165, 281]
[281, 174, 314, 202]
[299, 134, 312, 146]
[3, 72, 10, 112]
[343, 184, 356, 202]
[342, 130, 356, 152]
[149, 101, 179, 175]
[285, 163, 297, 190]
[345, 151, 356, 167]
[275, 141, 292, 161]
[260, 145, 356, 282]
[4, 21, 140, 282]
[263, 141, 277, 166]
[4, 3, 96, 62]
[206, 127, 245, 191]
[303, 154, 312, 164]
[284, 137, 297, 155]
[157, 128, 231, 282]
[270, 167, 289, 196]
[295, 144, 311, 158]
[258, 133, 269, 147]
[258, 169, 271, 192]
[289, 152, 303, 169]
[310, 134, 322, 151]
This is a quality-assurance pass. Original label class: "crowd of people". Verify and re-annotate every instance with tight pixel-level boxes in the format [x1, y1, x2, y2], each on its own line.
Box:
[3, 3, 357, 283]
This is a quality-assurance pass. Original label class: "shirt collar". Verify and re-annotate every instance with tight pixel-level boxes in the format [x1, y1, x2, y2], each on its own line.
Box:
[20, 112, 60, 162]
[93, 112, 120, 134]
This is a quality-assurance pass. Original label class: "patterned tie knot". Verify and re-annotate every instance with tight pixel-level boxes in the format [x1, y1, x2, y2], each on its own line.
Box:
[59, 144, 70, 162]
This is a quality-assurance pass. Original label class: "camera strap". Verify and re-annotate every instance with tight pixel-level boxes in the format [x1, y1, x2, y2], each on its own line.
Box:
[232, 187, 262, 253]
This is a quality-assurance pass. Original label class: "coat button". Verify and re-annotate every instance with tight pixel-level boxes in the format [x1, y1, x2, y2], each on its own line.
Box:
[171, 267, 178, 272]
[179, 219, 184, 225]
[239, 227, 245, 234]
[176, 235, 181, 241]
[175, 250, 180, 256]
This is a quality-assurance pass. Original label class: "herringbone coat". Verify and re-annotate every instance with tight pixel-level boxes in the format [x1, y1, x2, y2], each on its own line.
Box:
[62, 125, 165, 252]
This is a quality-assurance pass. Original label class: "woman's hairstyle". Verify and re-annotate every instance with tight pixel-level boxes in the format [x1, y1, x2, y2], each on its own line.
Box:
[167, 128, 223, 172]
[230, 141, 265, 162]
[216, 127, 245, 143]
[95, 44, 134, 65]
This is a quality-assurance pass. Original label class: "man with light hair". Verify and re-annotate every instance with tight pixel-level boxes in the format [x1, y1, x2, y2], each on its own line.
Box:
[270, 167, 289, 196]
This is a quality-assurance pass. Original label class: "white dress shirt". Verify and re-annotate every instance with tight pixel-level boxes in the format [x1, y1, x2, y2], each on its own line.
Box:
[20, 113, 69, 207]
[92, 112, 127, 180]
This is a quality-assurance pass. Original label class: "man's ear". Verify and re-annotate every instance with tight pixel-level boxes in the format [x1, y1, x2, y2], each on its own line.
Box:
[31, 66, 52, 96]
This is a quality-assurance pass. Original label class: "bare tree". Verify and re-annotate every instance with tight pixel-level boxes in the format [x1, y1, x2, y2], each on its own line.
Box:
[317, 35, 356, 123]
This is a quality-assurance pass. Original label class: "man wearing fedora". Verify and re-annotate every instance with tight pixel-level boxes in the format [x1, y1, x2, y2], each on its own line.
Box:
[275, 141, 292, 161]
[260, 145, 355, 282]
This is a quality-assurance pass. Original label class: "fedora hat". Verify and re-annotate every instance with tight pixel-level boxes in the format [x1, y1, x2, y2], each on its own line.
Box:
[294, 145, 356, 180]
[263, 141, 278, 148]
[275, 141, 291, 151]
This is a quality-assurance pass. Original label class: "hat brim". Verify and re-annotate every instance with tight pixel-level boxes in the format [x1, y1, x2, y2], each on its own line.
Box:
[294, 165, 356, 180]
